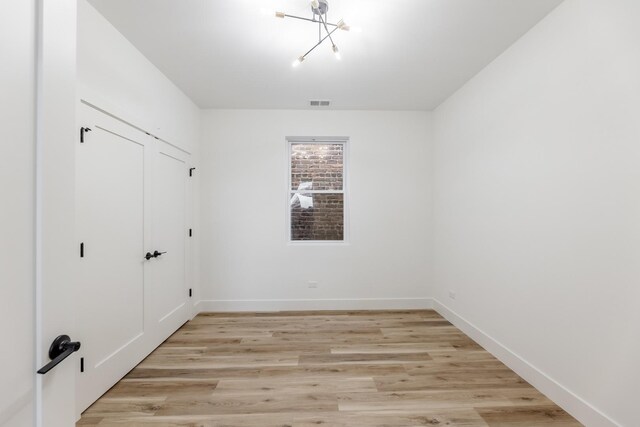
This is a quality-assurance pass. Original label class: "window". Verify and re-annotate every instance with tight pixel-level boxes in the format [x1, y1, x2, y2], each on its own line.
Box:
[287, 138, 348, 242]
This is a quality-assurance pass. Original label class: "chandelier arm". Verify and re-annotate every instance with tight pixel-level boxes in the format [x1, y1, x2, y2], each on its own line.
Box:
[301, 25, 340, 59]
[318, 13, 337, 48]
[282, 13, 339, 27]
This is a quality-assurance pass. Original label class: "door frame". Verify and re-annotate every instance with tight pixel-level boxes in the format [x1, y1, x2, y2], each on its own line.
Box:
[72, 99, 196, 415]
[35, 0, 79, 425]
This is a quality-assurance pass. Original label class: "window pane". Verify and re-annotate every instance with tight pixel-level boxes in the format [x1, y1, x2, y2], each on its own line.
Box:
[290, 193, 344, 241]
[291, 143, 343, 191]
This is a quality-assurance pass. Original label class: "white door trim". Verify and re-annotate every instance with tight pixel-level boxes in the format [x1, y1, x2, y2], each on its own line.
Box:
[34, 0, 78, 425]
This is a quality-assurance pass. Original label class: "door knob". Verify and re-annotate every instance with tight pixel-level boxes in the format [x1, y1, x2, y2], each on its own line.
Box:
[37, 335, 81, 374]
[153, 250, 167, 258]
[145, 252, 154, 260]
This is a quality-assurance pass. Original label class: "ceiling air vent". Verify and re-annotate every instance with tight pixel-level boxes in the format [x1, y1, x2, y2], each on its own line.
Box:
[310, 99, 331, 107]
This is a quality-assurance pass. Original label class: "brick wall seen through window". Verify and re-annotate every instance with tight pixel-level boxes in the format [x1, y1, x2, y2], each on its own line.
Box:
[289, 141, 346, 241]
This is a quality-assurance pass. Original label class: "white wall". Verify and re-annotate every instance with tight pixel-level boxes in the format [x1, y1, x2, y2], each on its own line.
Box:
[0, 1, 36, 425]
[432, 1, 640, 426]
[199, 110, 433, 310]
[77, 0, 200, 154]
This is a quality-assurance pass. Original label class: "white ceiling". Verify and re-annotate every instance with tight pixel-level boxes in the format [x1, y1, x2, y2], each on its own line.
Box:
[88, 0, 562, 110]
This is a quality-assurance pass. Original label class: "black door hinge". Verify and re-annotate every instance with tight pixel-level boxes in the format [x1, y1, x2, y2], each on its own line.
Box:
[80, 127, 92, 143]
[80, 357, 84, 373]
[189, 228, 192, 237]
[80, 242, 84, 258]
[189, 167, 196, 177]
[189, 288, 192, 298]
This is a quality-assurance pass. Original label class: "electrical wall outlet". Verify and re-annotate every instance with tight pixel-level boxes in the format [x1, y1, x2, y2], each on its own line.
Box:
[449, 290, 456, 300]
[308, 281, 318, 288]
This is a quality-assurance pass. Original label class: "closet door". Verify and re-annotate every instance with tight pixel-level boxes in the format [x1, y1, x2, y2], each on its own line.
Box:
[76, 105, 151, 412]
[149, 143, 190, 340]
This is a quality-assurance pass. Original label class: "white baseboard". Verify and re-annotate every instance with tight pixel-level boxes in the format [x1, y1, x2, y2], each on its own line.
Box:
[432, 299, 620, 427]
[196, 297, 434, 312]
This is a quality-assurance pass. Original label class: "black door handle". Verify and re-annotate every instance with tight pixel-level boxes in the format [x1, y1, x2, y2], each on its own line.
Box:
[145, 252, 154, 260]
[37, 335, 81, 374]
[153, 250, 167, 258]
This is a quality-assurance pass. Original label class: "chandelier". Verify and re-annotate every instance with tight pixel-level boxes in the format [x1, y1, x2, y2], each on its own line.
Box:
[265, 0, 360, 67]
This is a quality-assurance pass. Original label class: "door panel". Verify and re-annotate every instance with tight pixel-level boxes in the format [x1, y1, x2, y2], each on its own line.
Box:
[151, 149, 189, 338]
[76, 111, 148, 412]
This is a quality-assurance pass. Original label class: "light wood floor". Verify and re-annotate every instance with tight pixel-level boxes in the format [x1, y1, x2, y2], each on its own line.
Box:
[78, 310, 581, 426]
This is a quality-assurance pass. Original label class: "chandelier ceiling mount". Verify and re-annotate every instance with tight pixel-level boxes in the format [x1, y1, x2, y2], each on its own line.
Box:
[311, 0, 330, 16]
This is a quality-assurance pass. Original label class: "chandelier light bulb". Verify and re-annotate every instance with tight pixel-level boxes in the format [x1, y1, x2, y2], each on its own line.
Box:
[292, 56, 305, 67]
[337, 20, 362, 33]
[332, 45, 341, 60]
[311, 0, 320, 9]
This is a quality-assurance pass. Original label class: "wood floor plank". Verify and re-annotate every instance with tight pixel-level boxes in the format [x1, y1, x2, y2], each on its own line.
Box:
[126, 364, 407, 380]
[477, 405, 583, 426]
[103, 380, 219, 399]
[154, 392, 339, 416]
[90, 409, 490, 426]
[402, 360, 508, 375]
[374, 372, 530, 392]
[299, 352, 433, 365]
[214, 377, 378, 394]
[79, 310, 581, 426]
[336, 389, 514, 411]
[330, 342, 457, 353]
[139, 353, 300, 369]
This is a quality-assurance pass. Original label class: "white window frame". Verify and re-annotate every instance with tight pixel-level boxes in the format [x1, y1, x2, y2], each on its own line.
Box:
[286, 136, 349, 245]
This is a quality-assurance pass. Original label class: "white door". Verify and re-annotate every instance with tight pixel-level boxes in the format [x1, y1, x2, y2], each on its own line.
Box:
[75, 106, 151, 412]
[74, 108, 191, 412]
[149, 145, 190, 340]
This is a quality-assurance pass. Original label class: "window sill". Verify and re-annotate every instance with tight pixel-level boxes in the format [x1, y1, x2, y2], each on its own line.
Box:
[287, 240, 350, 246]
